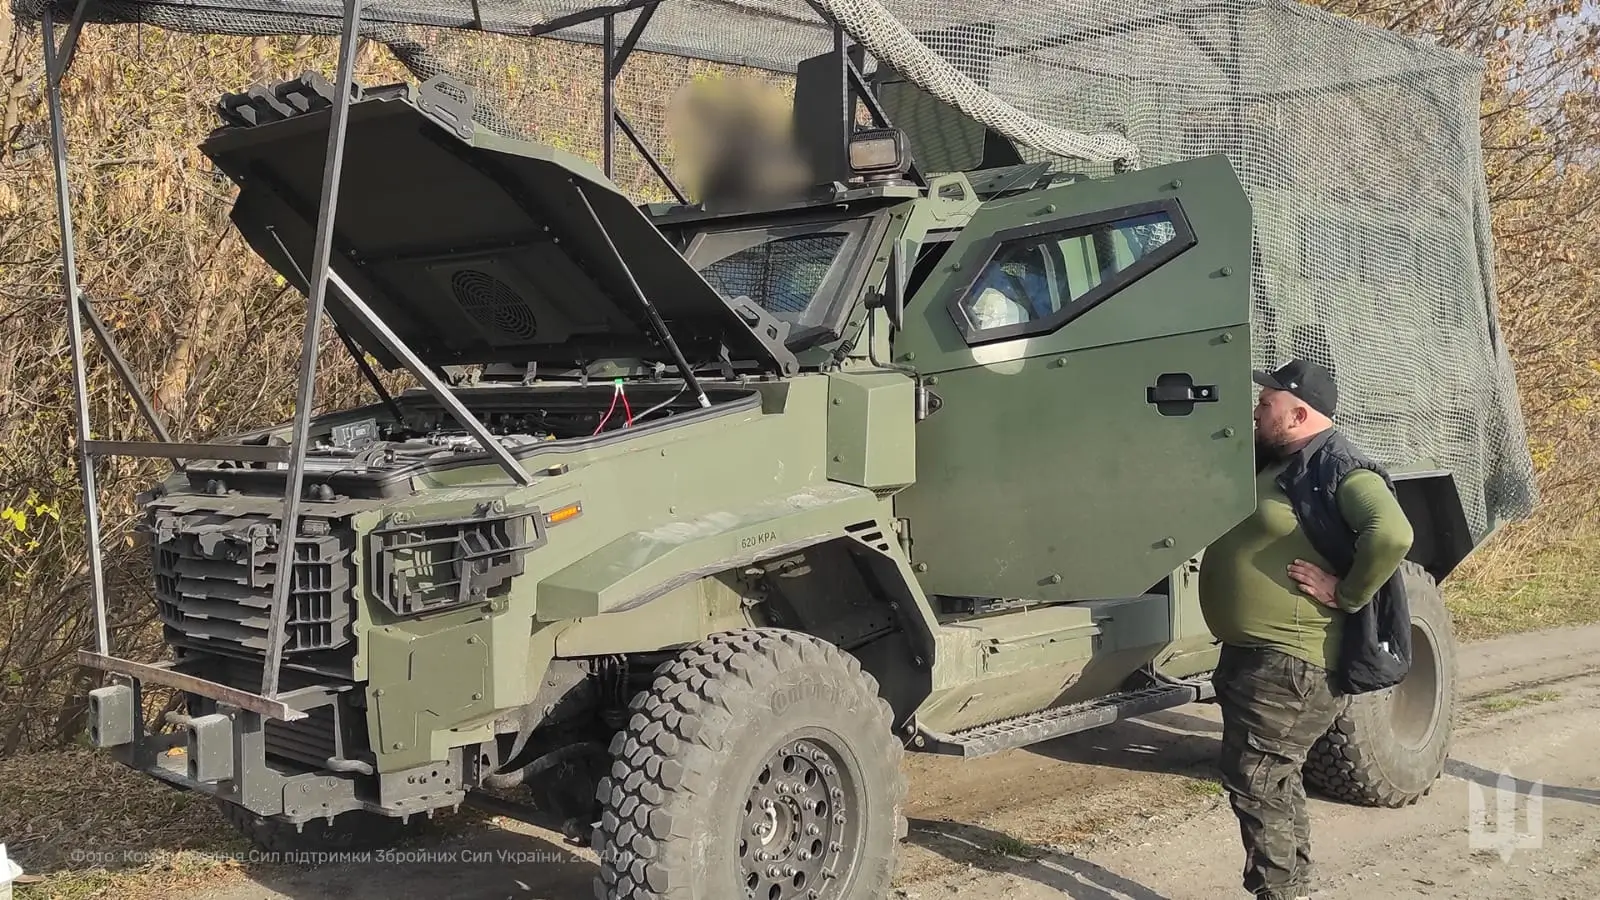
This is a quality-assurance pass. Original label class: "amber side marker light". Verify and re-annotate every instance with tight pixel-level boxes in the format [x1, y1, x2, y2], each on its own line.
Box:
[545, 503, 583, 526]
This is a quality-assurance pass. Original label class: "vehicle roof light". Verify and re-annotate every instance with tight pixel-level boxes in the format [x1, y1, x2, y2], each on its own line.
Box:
[849, 129, 910, 178]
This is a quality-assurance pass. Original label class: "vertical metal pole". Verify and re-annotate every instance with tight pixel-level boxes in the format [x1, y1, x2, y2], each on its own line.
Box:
[834, 24, 849, 142]
[261, 0, 363, 699]
[830, 23, 857, 183]
[43, 8, 109, 657]
[603, 14, 616, 179]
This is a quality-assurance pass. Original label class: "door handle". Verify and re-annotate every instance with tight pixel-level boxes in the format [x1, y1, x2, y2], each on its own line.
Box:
[1146, 373, 1218, 417]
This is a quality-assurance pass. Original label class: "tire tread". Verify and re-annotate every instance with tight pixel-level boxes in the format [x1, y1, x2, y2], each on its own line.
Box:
[591, 628, 906, 900]
[1303, 561, 1457, 808]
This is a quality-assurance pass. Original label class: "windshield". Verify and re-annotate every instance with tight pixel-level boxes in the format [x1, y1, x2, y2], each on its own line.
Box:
[684, 218, 874, 340]
[699, 233, 847, 320]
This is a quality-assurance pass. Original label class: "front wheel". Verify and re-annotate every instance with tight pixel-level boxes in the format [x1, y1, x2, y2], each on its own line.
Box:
[1303, 561, 1458, 807]
[591, 629, 908, 900]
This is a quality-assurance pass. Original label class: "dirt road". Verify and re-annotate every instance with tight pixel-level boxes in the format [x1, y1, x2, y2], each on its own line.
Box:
[185, 623, 1600, 900]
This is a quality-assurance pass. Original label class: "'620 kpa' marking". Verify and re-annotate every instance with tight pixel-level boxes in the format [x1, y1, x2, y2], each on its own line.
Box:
[739, 530, 778, 550]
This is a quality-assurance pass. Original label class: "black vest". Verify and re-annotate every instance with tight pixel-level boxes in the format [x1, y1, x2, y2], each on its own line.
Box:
[1271, 428, 1412, 695]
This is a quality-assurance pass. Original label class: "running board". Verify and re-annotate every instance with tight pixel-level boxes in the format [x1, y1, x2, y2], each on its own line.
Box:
[914, 678, 1213, 758]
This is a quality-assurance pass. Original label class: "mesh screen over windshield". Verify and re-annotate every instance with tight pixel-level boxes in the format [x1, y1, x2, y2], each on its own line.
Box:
[700, 234, 846, 320]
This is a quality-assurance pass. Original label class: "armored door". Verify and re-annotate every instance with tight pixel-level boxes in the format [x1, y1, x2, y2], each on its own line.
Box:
[893, 155, 1258, 603]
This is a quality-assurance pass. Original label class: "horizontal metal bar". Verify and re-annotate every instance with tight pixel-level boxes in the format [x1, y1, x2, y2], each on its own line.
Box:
[535, 0, 657, 36]
[84, 440, 290, 463]
[76, 651, 309, 722]
[995, 6, 1215, 58]
[918, 682, 1201, 758]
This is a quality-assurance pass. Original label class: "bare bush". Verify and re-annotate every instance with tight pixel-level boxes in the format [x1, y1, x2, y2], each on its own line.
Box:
[0, 27, 412, 754]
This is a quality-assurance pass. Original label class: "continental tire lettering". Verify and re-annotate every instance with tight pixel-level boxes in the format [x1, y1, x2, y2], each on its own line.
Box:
[771, 681, 844, 716]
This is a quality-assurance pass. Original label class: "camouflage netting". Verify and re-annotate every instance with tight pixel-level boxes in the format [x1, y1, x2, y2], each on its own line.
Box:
[11, 0, 1537, 541]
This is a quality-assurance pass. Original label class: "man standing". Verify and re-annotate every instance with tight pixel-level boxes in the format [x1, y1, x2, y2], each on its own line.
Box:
[1198, 358, 1415, 900]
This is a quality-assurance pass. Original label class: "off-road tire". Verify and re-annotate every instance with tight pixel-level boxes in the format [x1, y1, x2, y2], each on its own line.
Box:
[215, 797, 427, 853]
[1304, 561, 1457, 807]
[591, 628, 908, 900]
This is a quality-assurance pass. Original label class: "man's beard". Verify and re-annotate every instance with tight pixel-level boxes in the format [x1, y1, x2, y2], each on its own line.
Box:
[1255, 433, 1283, 469]
[1254, 421, 1294, 464]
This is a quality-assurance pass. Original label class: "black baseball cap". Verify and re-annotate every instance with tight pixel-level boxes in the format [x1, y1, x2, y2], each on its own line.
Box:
[1253, 358, 1337, 417]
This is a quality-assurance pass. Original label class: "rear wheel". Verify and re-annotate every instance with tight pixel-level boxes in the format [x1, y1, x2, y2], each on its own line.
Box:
[591, 629, 907, 900]
[1303, 561, 1457, 807]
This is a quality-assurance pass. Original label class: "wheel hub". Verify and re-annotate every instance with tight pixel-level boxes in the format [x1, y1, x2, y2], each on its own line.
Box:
[740, 739, 853, 900]
[1388, 620, 1441, 750]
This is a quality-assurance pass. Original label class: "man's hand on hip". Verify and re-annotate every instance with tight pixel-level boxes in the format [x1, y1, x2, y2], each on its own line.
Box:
[1288, 559, 1341, 608]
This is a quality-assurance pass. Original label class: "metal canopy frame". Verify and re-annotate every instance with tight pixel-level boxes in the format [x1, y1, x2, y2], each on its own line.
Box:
[46, 0, 889, 718]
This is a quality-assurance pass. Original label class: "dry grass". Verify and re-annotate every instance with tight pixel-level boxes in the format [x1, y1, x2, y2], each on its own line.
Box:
[980, 833, 1048, 860]
[0, 748, 251, 899]
[1474, 689, 1562, 715]
[1444, 523, 1600, 641]
[0, 748, 495, 899]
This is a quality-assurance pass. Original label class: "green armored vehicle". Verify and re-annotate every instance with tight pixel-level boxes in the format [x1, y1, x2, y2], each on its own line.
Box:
[65, 22, 1517, 900]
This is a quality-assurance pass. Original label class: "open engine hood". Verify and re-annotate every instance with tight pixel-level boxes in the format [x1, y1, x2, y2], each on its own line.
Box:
[198, 77, 798, 376]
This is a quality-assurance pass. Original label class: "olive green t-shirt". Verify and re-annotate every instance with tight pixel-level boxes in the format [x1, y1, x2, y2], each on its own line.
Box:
[1197, 458, 1414, 670]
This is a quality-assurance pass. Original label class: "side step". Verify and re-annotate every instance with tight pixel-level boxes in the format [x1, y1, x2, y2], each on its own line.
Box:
[914, 677, 1214, 758]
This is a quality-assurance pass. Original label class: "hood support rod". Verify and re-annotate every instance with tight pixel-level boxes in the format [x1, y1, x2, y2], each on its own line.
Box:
[568, 178, 712, 409]
[265, 225, 405, 424]
[326, 269, 536, 483]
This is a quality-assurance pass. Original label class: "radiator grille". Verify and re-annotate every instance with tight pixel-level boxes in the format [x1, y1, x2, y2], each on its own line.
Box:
[151, 511, 355, 656]
[201, 656, 357, 771]
[267, 705, 341, 770]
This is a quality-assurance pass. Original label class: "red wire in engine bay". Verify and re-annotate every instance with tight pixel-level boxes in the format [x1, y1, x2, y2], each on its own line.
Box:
[592, 379, 632, 435]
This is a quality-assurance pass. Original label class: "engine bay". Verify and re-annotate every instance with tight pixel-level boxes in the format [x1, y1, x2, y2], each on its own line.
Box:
[296, 417, 555, 475]
[176, 381, 765, 499]
[256, 400, 665, 476]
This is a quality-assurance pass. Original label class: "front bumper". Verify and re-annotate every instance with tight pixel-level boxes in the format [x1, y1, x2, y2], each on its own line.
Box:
[83, 650, 466, 824]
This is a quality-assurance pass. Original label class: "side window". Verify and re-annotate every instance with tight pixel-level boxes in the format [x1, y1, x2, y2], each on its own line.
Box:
[950, 203, 1193, 343]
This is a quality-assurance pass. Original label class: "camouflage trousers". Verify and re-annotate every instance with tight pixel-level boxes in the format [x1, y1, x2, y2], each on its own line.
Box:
[1211, 643, 1345, 899]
